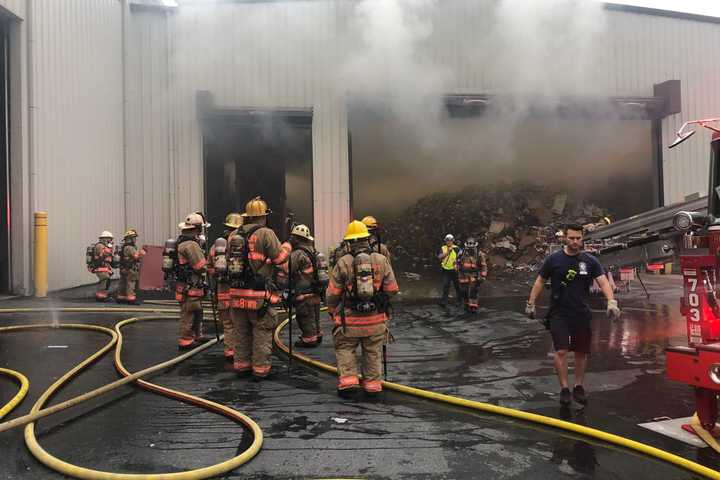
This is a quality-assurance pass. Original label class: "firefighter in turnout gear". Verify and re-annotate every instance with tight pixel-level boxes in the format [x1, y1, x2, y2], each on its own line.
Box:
[457, 237, 488, 312]
[361, 216, 392, 265]
[228, 196, 290, 379]
[88, 231, 115, 302]
[209, 212, 242, 360]
[326, 220, 399, 398]
[277, 224, 326, 348]
[176, 213, 210, 350]
[116, 229, 146, 304]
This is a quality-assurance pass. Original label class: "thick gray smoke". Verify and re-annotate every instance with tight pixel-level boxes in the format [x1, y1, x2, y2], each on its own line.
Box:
[340, 0, 452, 150]
[345, 0, 653, 220]
[165, 0, 649, 236]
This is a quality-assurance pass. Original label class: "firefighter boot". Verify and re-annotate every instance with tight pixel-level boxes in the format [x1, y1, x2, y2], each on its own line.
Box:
[192, 310, 212, 343]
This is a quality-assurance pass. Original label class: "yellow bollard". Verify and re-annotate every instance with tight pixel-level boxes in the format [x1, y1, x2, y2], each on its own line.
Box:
[34, 212, 48, 297]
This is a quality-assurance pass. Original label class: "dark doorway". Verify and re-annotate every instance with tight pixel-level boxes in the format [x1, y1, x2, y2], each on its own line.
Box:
[0, 20, 10, 293]
[199, 97, 313, 242]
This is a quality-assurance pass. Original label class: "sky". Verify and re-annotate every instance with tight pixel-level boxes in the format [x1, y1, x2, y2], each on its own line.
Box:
[596, 0, 720, 17]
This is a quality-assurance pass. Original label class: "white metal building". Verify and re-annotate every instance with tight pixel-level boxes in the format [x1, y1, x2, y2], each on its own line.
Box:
[1, 0, 719, 294]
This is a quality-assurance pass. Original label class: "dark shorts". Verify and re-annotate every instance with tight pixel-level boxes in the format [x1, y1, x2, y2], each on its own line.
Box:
[549, 314, 592, 353]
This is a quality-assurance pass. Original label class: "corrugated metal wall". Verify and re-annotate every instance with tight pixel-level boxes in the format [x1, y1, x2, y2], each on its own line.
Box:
[126, 9, 172, 246]
[0, 0, 24, 19]
[30, 0, 124, 290]
[124, 1, 720, 262]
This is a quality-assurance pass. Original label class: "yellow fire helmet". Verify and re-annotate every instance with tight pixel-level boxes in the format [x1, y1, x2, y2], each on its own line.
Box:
[241, 196, 272, 217]
[224, 212, 243, 229]
[123, 229, 138, 239]
[344, 220, 370, 241]
[361, 215, 378, 230]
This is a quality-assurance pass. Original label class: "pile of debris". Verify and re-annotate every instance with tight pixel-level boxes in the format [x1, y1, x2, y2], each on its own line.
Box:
[382, 183, 612, 275]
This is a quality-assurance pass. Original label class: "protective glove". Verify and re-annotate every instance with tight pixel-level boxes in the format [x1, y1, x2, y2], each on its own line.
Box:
[607, 299, 621, 319]
[525, 301, 536, 319]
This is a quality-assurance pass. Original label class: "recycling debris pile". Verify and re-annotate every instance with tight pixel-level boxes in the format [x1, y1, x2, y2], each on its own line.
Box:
[382, 183, 612, 278]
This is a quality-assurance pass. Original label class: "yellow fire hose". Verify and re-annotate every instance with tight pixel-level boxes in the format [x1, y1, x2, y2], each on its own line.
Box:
[0, 308, 263, 479]
[2, 305, 720, 479]
[0, 367, 29, 420]
[273, 316, 720, 479]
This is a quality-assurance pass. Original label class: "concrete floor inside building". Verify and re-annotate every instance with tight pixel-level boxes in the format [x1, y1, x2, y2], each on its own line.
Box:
[0, 274, 716, 479]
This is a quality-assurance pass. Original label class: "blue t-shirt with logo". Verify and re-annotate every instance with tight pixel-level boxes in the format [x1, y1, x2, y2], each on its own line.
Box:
[538, 249, 604, 318]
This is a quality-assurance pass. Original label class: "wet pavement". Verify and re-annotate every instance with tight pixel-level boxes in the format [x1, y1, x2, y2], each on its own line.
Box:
[0, 274, 716, 479]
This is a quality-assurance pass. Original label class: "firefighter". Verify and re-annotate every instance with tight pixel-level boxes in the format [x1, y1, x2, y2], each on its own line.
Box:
[326, 220, 399, 398]
[88, 231, 115, 302]
[116, 229, 146, 304]
[209, 212, 242, 361]
[457, 237, 488, 312]
[229, 196, 290, 379]
[278, 224, 325, 348]
[176, 213, 209, 350]
[361, 216, 392, 264]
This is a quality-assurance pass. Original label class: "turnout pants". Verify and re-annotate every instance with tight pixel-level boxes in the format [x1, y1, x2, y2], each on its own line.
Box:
[216, 284, 236, 357]
[178, 295, 203, 347]
[333, 323, 386, 393]
[295, 299, 322, 344]
[460, 279, 479, 311]
[117, 269, 138, 302]
[95, 272, 111, 301]
[232, 307, 277, 377]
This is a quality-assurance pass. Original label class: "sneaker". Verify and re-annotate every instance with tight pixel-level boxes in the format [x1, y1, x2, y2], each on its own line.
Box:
[573, 385, 588, 405]
[559, 388, 572, 406]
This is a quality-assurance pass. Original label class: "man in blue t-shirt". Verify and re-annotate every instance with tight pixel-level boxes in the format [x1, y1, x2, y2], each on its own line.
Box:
[525, 224, 621, 407]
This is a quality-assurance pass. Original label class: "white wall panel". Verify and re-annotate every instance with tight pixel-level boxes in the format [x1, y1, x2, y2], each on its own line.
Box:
[30, 0, 124, 290]
[126, 9, 172, 246]
[0, 0, 25, 19]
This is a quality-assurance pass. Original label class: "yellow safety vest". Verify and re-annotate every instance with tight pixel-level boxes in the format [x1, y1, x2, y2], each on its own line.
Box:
[441, 245, 458, 270]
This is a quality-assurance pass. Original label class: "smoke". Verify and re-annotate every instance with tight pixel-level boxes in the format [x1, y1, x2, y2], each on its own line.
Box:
[341, 0, 452, 149]
[346, 1, 654, 220]
[158, 0, 647, 240]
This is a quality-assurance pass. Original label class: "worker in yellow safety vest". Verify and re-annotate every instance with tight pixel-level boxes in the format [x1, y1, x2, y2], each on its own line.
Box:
[437, 234, 462, 307]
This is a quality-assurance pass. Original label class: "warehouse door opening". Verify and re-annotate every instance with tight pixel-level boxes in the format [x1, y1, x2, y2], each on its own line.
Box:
[200, 108, 313, 241]
[348, 99, 655, 272]
[0, 20, 10, 293]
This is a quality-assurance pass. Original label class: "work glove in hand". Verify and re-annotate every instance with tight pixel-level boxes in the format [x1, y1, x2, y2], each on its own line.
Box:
[607, 299, 621, 319]
[525, 302, 536, 319]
